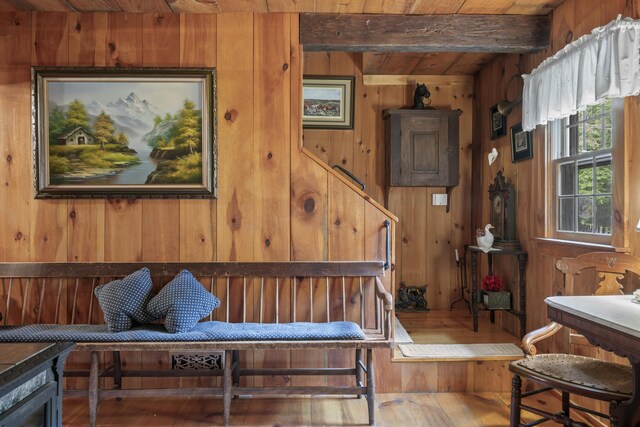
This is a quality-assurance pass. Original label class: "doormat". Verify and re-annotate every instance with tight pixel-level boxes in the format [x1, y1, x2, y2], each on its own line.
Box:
[398, 343, 522, 361]
[394, 317, 413, 344]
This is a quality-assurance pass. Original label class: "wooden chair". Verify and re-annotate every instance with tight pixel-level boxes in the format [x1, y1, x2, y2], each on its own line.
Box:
[509, 252, 638, 427]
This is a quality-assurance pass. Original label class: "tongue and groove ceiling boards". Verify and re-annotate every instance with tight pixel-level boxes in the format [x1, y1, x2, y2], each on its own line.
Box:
[3, 0, 560, 75]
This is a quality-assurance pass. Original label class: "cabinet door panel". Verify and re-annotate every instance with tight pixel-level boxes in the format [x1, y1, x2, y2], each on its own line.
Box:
[412, 131, 438, 173]
[401, 116, 448, 186]
[385, 109, 460, 187]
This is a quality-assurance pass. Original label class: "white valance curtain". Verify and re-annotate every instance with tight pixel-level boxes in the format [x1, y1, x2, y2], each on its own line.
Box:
[522, 15, 640, 131]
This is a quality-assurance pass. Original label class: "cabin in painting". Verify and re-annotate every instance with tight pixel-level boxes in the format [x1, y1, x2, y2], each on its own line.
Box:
[0, 0, 639, 426]
[56, 127, 96, 145]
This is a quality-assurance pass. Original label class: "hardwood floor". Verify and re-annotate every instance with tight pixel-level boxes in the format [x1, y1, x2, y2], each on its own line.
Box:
[61, 312, 579, 426]
[62, 392, 564, 426]
[396, 309, 520, 345]
[394, 309, 521, 361]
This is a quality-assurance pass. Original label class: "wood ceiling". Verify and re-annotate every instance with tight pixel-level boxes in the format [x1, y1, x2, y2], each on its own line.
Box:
[1, 0, 564, 75]
[0, 0, 565, 14]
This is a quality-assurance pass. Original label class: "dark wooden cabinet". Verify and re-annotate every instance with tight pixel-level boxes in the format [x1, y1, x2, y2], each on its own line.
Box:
[384, 109, 462, 187]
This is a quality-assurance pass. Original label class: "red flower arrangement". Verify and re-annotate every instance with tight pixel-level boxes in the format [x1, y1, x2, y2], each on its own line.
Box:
[481, 275, 503, 292]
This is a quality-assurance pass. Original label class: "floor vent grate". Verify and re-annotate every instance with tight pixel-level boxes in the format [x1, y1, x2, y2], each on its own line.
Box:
[170, 351, 224, 370]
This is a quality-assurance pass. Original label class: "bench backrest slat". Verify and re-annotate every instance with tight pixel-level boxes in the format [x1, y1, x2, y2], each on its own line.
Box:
[0, 262, 389, 339]
[4, 278, 12, 326]
[0, 262, 383, 278]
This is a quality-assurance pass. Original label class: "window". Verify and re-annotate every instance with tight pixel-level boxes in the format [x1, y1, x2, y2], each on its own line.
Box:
[550, 99, 622, 241]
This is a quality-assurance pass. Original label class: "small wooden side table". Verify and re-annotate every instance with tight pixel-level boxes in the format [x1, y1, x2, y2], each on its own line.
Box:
[0, 342, 74, 427]
[465, 245, 528, 338]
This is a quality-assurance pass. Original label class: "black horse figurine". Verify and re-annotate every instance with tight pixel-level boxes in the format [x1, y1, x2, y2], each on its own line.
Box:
[413, 83, 431, 109]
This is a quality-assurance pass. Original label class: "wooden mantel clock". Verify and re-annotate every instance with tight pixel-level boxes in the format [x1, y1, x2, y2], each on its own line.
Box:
[488, 171, 520, 249]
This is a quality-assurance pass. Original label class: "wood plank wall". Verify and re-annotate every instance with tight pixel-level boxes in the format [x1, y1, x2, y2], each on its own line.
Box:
[303, 52, 474, 311]
[474, 0, 640, 341]
[474, 0, 640, 416]
[0, 12, 403, 390]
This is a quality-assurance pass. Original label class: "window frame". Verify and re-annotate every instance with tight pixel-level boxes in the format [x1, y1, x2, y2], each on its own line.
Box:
[547, 98, 624, 245]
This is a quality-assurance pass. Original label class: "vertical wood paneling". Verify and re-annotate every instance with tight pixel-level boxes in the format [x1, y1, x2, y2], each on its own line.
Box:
[177, 16, 218, 388]
[216, 12, 255, 386]
[65, 14, 107, 379]
[140, 12, 182, 390]
[357, 81, 383, 201]
[327, 173, 364, 385]
[67, 13, 106, 265]
[0, 10, 400, 393]
[400, 187, 428, 287]
[30, 10, 84, 389]
[290, 154, 328, 262]
[30, 13, 69, 263]
[141, 13, 181, 263]
[215, 13, 254, 264]
[450, 87, 473, 305]
[626, 96, 640, 256]
[253, 13, 291, 264]
[301, 51, 331, 164]
[69, 12, 107, 65]
[104, 13, 143, 265]
[0, 12, 32, 262]
[473, 0, 640, 368]
[289, 14, 330, 385]
[179, 14, 217, 265]
[305, 66, 472, 310]
[253, 12, 292, 386]
[103, 13, 144, 391]
[327, 53, 356, 174]
[106, 12, 142, 66]
[365, 202, 401, 393]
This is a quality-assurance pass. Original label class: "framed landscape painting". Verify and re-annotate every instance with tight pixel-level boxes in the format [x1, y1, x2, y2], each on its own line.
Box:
[302, 76, 354, 129]
[32, 67, 217, 198]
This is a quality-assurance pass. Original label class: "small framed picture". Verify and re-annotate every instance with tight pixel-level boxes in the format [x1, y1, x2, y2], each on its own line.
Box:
[302, 76, 355, 129]
[510, 123, 533, 162]
[490, 104, 507, 140]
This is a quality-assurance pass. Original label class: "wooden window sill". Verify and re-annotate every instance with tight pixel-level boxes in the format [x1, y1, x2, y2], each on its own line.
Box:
[533, 237, 628, 252]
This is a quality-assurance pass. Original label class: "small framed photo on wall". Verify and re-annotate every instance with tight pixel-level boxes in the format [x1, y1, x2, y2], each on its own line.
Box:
[490, 104, 507, 140]
[302, 76, 355, 129]
[510, 123, 533, 162]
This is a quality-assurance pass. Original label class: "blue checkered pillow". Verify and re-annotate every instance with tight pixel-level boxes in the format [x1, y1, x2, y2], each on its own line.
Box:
[146, 269, 220, 333]
[94, 267, 156, 333]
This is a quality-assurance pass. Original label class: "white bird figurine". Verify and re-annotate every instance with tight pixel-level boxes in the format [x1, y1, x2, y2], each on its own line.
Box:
[476, 224, 495, 252]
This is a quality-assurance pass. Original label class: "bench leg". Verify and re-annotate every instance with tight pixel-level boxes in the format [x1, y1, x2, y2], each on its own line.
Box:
[366, 349, 375, 426]
[89, 351, 99, 427]
[232, 350, 240, 386]
[232, 350, 240, 399]
[223, 350, 233, 425]
[355, 349, 363, 399]
[112, 351, 122, 398]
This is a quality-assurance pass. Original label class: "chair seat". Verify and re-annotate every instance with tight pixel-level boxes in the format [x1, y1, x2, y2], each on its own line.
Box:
[510, 354, 632, 401]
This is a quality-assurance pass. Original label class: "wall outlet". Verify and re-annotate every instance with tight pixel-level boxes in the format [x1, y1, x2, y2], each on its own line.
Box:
[432, 193, 448, 206]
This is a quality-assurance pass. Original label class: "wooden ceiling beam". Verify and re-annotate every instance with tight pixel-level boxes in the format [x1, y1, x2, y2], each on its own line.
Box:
[300, 13, 551, 53]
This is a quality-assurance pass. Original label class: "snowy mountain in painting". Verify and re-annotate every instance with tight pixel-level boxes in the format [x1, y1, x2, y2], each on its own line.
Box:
[84, 92, 164, 137]
[107, 92, 164, 121]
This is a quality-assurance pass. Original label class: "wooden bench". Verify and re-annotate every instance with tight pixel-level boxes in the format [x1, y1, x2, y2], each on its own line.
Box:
[0, 262, 393, 426]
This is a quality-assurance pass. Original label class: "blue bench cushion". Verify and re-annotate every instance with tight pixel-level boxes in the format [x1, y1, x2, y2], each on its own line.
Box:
[0, 321, 366, 342]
